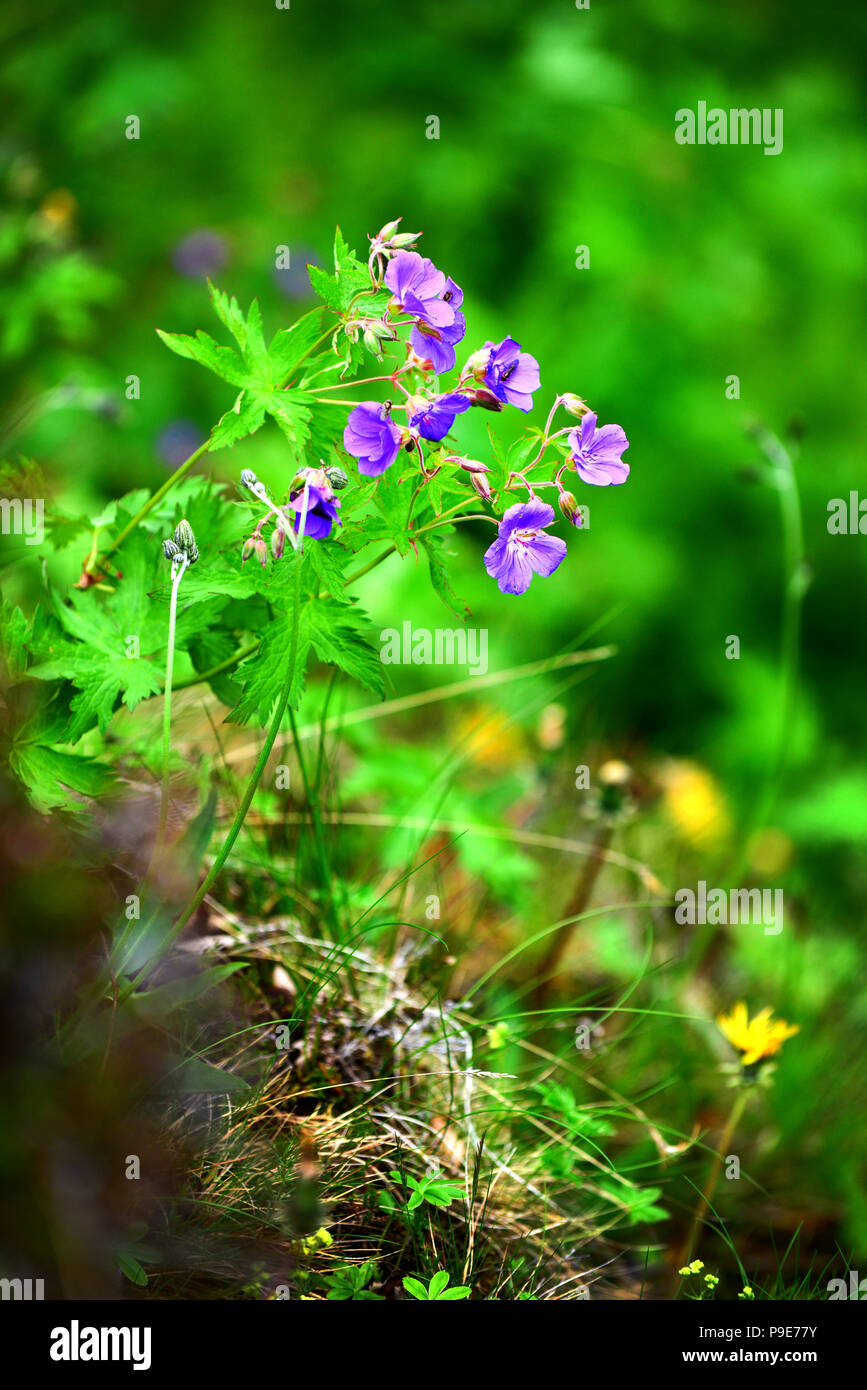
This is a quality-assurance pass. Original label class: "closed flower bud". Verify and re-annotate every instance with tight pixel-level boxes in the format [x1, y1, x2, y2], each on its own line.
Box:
[271, 527, 286, 560]
[390, 231, 422, 248]
[325, 465, 349, 491]
[162, 538, 181, 560]
[467, 387, 503, 412]
[242, 536, 268, 568]
[559, 393, 589, 418]
[173, 518, 199, 563]
[558, 490, 584, 527]
[361, 321, 396, 358]
[240, 468, 259, 491]
[375, 218, 402, 242]
[469, 470, 493, 502]
[456, 457, 491, 476]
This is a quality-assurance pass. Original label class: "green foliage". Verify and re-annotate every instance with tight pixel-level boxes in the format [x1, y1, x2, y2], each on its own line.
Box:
[390, 1169, 464, 1213]
[157, 286, 323, 459]
[316, 1261, 383, 1301]
[402, 1271, 471, 1301]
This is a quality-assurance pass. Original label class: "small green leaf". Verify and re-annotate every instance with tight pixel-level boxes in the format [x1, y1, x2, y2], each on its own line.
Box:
[165, 1055, 251, 1095]
[116, 1254, 148, 1287]
[402, 1276, 428, 1301]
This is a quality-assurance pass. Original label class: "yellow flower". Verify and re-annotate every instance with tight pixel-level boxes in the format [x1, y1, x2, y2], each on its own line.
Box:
[299, 1226, 332, 1254]
[658, 759, 732, 850]
[738, 1285, 754, 1300]
[717, 1003, 799, 1066]
[689, 1259, 704, 1273]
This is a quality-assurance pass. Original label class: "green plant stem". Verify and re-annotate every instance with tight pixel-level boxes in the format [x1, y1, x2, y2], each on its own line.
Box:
[97, 441, 211, 569]
[155, 555, 188, 850]
[283, 322, 341, 383]
[117, 546, 306, 1001]
[679, 1086, 748, 1272]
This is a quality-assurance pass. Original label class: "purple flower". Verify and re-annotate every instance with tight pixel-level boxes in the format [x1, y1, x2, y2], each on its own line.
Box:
[567, 412, 630, 486]
[172, 229, 227, 280]
[343, 402, 403, 477]
[481, 337, 540, 412]
[408, 392, 470, 442]
[483, 499, 567, 595]
[411, 313, 466, 373]
[291, 485, 341, 540]
[156, 420, 206, 466]
[385, 251, 454, 327]
[386, 252, 467, 373]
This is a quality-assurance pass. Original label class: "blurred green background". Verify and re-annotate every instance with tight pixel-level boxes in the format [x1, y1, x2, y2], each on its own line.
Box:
[3, 0, 867, 1269]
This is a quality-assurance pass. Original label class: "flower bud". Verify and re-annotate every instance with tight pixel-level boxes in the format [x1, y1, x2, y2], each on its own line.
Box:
[375, 218, 402, 242]
[173, 518, 199, 563]
[597, 760, 634, 818]
[390, 231, 422, 248]
[456, 457, 491, 476]
[162, 538, 181, 561]
[242, 536, 268, 568]
[325, 465, 349, 491]
[559, 393, 589, 418]
[467, 387, 503, 412]
[271, 527, 286, 560]
[240, 468, 259, 491]
[558, 490, 584, 527]
[469, 470, 493, 502]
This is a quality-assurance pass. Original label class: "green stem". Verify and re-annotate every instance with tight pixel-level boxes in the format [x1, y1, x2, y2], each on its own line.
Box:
[287, 707, 343, 950]
[343, 546, 396, 586]
[173, 640, 258, 692]
[283, 322, 341, 384]
[99, 441, 211, 568]
[679, 1087, 748, 1272]
[156, 555, 188, 849]
[118, 546, 306, 1000]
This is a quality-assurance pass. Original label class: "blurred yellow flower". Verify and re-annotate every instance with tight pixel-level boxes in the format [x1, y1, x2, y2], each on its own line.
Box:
[717, 1002, 799, 1066]
[456, 707, 522, 769]
[658, 759, 732, 850]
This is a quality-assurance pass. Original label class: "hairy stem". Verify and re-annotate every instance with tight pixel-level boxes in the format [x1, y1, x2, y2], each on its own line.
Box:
[155, 554, 189, 852]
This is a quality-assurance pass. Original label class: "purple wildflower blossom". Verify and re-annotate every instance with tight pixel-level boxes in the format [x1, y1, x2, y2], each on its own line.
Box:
[411, 313, 466, 373]
[483, 499, 567, 595]
[481, 337, 540, 412]
[567, 412, 630, 486]
[343, 402, 403, 477]
[172, 229, 227, 280]
[408, 392, 470, 442]
[385, 251, 454, 327]
[291, 485, 341, 540]
[386, 252, 466, 373]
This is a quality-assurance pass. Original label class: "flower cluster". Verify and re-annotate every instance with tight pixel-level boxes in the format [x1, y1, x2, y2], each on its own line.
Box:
[238, 465, 345, 565]
[243, 219, 631, 595]
[337, 221, 631, 595]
